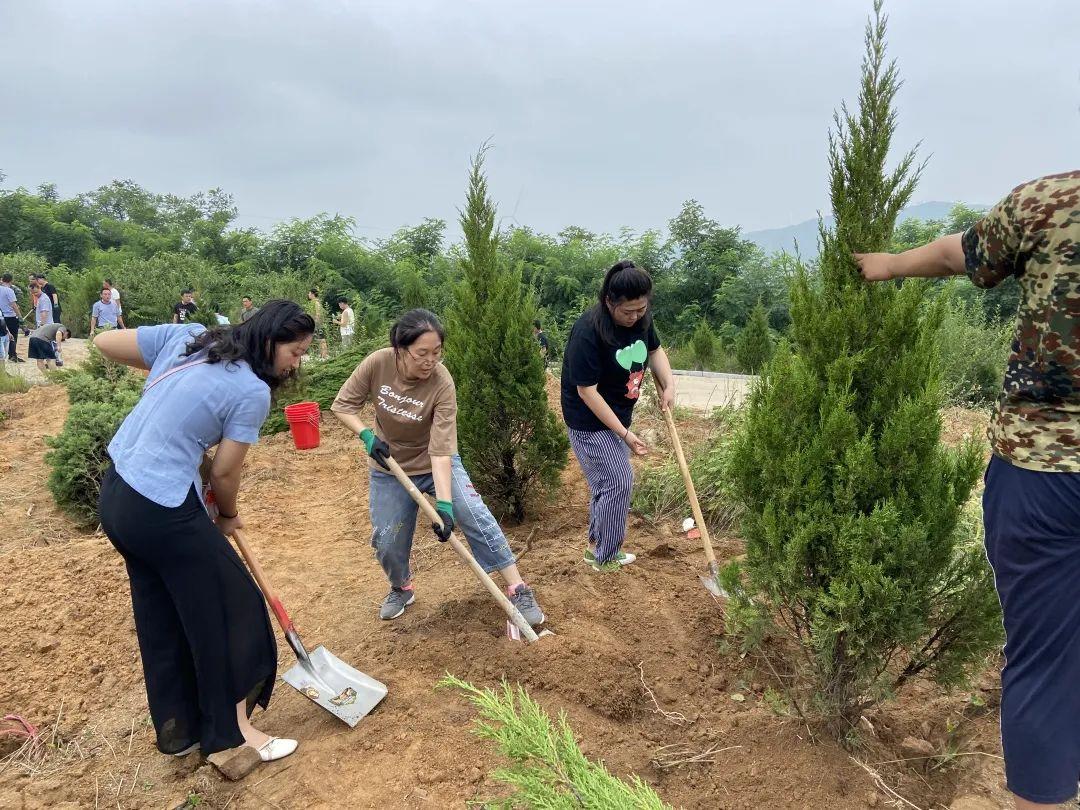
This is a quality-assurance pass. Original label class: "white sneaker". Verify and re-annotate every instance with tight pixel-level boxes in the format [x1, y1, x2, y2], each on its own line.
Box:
[583, 548, 636, 571]
[253, 737, 298, 762]
[172, 742, 201, 757]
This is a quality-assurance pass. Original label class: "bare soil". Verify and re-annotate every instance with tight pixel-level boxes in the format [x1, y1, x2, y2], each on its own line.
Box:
[0, 382, 1014, 809]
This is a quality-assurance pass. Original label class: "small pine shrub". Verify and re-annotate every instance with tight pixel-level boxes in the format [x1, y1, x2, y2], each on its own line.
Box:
[688, 319, 719, 371]
[44, 337, 143, 525]
[45, 386, 141, 526]
[440, 675, 671, 809]
[733, 299, 773, 374]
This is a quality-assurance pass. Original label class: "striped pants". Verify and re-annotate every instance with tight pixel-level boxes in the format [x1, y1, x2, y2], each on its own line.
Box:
[568, 427, 633, 563]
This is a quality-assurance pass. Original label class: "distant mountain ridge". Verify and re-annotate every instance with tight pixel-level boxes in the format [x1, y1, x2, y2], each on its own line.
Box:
[745, 201, 971, 258]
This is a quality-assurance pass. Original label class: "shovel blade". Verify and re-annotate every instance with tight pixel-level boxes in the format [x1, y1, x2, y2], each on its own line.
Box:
[282, 645, 388, 727]
[700, 568, 728, 598]
[505, 620, 557, 643]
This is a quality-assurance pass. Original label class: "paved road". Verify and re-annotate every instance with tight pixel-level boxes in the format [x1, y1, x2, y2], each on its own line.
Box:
[671, 370, 756, 411]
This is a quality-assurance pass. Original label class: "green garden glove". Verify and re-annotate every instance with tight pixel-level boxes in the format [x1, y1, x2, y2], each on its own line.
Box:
[358, 428, 391, 470]
[433, 499, 455, 542]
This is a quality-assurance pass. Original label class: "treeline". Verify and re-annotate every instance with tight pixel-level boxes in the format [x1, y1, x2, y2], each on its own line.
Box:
[0, 171, 1014, 400]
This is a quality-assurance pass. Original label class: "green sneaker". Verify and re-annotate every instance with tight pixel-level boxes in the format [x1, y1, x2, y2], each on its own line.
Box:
[583, 548, 637, 571]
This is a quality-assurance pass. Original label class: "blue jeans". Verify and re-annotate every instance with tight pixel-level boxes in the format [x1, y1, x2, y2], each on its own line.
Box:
[368, 455, 516, 588]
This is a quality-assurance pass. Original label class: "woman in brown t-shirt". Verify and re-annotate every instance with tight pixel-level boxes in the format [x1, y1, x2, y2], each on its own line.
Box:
[331, 309, 546, 626]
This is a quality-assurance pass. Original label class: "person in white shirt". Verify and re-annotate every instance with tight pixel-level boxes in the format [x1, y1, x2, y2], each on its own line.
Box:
[104, 280, 122, 316]
[335, 298, 355, 349]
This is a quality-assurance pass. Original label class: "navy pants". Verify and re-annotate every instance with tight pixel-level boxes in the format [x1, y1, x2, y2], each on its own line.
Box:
[984, 454, 1080, 804]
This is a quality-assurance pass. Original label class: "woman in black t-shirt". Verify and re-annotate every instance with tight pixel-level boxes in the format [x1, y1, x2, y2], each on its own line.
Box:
[560, 260, 675, 572]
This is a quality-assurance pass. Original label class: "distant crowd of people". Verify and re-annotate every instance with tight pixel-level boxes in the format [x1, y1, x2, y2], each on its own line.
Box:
[1, 276, 358, 372]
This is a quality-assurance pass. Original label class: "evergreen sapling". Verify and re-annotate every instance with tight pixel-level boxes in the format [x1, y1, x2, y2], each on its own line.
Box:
[444, 148, 569, 521]
[722, 1, 1000, 731]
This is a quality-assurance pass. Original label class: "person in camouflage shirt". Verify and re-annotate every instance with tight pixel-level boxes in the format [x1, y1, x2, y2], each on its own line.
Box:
[857, 170, 1080, 809]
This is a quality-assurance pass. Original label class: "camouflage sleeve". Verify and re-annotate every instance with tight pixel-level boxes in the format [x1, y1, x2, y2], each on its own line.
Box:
[961, 188, 1026, 289]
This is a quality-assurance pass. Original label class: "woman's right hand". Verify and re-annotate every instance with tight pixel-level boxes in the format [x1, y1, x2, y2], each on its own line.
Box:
[624, 430, 648, 456]
[359, 428, 391, 470]
[217, 513, 245, 537]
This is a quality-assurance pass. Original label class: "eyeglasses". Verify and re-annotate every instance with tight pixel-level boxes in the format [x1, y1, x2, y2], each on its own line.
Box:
[406, 347, 443, 365]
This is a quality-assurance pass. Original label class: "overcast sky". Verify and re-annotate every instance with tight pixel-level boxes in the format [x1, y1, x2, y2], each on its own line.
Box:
[1, 0, 1077, 241]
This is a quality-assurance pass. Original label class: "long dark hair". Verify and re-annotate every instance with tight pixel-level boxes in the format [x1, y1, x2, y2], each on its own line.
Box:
[390, 308, 445, 350]
[182, 299, 315, 390]
[588, 259, 654, 345]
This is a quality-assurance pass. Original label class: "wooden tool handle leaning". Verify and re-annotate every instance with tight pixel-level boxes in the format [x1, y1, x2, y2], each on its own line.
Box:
[382, 456, 540, 643]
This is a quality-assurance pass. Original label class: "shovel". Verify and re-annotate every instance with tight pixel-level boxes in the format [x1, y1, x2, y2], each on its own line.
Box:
[231, 529, 388, 726]
[382, 456, 552, 643]
[656, 401, 725, 597]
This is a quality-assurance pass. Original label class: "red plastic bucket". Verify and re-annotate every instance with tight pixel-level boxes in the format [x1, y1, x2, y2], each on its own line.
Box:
[284, 401, 321, 450]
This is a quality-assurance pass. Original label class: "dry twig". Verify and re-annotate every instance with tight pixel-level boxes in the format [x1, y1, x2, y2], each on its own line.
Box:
[652, 743, 742, 769]
[637, 662, 688, 726]
[849, 756, 923, 810]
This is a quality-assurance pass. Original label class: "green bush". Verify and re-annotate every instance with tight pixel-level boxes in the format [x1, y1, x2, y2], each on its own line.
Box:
[440, 675, 670, 809]
[937, 288, 1011, 408]
[688, 319, 719, 370]
[44, 340, 142, 526]
[45, 393, 140, 526]
[722, 3, 999, 733]
[45, 343, 143, 527]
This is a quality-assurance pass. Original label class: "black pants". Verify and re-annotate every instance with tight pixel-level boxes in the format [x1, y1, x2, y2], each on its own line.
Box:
[4, 316, 18, 359]
[99, 466, 276, 755]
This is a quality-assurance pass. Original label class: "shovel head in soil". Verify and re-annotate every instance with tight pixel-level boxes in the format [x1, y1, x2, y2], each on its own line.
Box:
[505, 620, 556, 643]
[231, 530, 388, 727]
[281, 643, 388, 727]
[699, 564, 727, 598]
[683, 519, 727, 598]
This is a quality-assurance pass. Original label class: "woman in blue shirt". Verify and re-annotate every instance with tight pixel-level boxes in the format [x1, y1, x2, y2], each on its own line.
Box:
[94, 300, 314, 764]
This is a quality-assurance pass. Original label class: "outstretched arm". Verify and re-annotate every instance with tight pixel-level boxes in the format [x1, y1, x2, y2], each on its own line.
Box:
[855, 233, 966, 281]
[92, 328, 150, 370]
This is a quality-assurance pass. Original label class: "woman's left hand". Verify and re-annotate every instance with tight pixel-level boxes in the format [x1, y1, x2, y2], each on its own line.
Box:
[216, 513, 245, 537]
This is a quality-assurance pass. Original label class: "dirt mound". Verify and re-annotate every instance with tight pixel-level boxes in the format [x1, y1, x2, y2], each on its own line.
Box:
[0, 389, 1012, 808]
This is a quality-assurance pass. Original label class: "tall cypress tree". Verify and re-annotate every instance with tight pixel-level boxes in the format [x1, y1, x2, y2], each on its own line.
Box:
[445, 148, 569, 522]
[722, 2, 1000, 729]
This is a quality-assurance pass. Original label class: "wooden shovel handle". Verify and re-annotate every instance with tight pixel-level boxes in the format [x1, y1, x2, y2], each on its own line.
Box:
[231, 529, 294, 634]
[382, 456, 540, 643]
[656, 397, 718, 567]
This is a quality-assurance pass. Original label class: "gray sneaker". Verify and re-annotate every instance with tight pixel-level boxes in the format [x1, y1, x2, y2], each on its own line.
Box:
[379, 587, 415, 620]
[508, 584, 545, 627]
